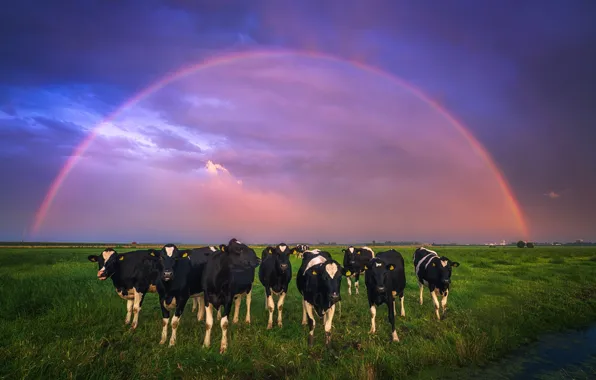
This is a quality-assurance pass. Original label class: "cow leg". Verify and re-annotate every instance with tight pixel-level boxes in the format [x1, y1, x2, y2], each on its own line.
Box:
[125, 299, 134, 325]
[400, 292, 406, 317]
[197, 296, 205, 322]
[191, 297, 197, 312]
[305, 302, 316, 346]
[244, 290, 252, 324]
[388, 298, 399, 342]
[419, 282, 424, 305]
[220, 302, 232, 354]
[301, 299, 307, 325]
[369, 305, 377, 334]
[266, 289, 274, 329]
[232, 295, 241, 324]
[217, 306, 222, 321]
[324, 304, 336, 346]
[441, 290, 449, 317]
[169, 297, 188, 347]
[131, 291, 144, 329]
[203, 303, 213, 348]
[347, 277, 352, 295]
[159, 302, 170, 345]
[354, 274, 360, 295]
[277, 291, 286, 328]
[430, 289, 441, 320]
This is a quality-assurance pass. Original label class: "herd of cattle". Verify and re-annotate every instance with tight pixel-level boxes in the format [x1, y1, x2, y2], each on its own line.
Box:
[87, 239, 460, 353]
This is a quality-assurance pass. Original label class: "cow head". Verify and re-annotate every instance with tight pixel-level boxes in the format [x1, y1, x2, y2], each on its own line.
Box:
[261, 246, 274, 260]
[431, 256, 460, 291]
[88, 248, 124, 280]
[364, 258, 396, 294]
[274, 243, 291, 273]
[221, 238, 261, 268]
[153, 244, 189, 282]
[342, 246, 360, 268]
[309, 260, 343, 306]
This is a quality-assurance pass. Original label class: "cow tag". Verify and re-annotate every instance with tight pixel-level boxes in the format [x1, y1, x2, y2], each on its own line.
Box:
[312, 270, 317, 275]
[182, 252, 188, 258]
[389, 265, 395, 271]
[345, 270, 351, 276]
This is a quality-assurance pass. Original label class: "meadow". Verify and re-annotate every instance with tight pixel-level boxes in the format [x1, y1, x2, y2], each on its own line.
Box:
[1, 245, 596, 379]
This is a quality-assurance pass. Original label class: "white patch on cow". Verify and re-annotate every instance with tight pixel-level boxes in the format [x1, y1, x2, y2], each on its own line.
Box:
[160, 318, 169, 344]
[324, 304, 335, 339]
[169, 315, 180, 346]
[131, 291, 144, 329]
[203, 304, 213, 348]
[277, 292, 286, 327]
[375, 262, 382, 267]
[369, 305, 377, 334]
[165, 246, 175, 257]
[279, 244, 287, 252]
[164, 297, 177, 310]
[245, 290, 252, 324]
[392, 330, 399, 342]
[348, 247, 354, 253]
[267, 295, 275, 329]
[305, 255, 327, 271]
[431, 290, 441, 320]
[347, 277, 352, 295]
[301, 299, 307, 325]
[325, 263, 338, 278]
[441, 260, 449, 267]
[400, 295, 406, 317]
[233, 294, 242, 324]
[209, 246, 217, 252]
[220, 316, 229, 354]
[101, 250, 115, 261]
[361, 246, 375, 256]
[235, 240, 243, 244]
[125, 299, 134, 324]
[117, 289, 134, 301]
[415, 249, 439, 276]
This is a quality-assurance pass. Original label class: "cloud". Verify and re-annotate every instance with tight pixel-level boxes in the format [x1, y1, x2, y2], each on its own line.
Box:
[544, 191, 561, 199]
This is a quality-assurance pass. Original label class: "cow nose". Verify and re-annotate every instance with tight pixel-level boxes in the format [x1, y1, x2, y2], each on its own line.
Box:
[443, 279, 451, 284]
[280, 263, 288, 271]
[163, 271, 173, 280]
[350, 260, 356, 265]
[97, 270, 106, 280]
[331, 292, 340, 300]
[376, 286, 386, 293]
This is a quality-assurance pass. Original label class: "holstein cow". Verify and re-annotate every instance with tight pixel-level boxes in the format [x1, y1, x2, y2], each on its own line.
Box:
[87, 248, 159, 329]
[152, 243, 202, 346]
[296, 249, 343, 346]
[258, 243, 292, 329]
[413, 247, 460, 320]
[364, 249, 406, 342]
[202, 238, 261, 353]
[292, 244, 310, 258]
[342, 246, 375, 295]
[190, 245, 221, 317]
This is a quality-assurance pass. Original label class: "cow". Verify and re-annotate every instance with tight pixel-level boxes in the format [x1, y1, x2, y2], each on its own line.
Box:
[87, 248, 159, 329]
[258, 243, 292, 329]
[342, 246, 375, 295]
[413, 247, 460, 320]
[296, 249, 343, 346]
[190, 245, 221, 318]
[364, 249, 406, 342]
[202, 238, 260, 353]
[292, 244, 310, 258]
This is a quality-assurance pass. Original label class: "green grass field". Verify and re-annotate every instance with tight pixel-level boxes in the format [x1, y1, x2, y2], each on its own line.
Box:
[1, 246, 596, 379]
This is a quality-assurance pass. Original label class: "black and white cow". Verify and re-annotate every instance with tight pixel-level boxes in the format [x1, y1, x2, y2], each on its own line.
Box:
[364, 249, 406, 342]
[202, 238, 260, 353]
[87, 248, 159, 329]
[258, 243, 292, 329]
[342, 246, 375, 295]
[152, 244, 200, 346]
[189, 245, 221, 318]
[296, 249, 343, 346]
[292, 244, 310, 258]
[413, 247, 460, 320]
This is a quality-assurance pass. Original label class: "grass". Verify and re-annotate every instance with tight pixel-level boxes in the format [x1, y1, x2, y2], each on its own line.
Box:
[1, 246, 596, 379]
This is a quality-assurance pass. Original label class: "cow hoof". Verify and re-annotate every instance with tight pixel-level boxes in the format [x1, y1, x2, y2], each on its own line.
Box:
[267, 323, 273, 330]
[159, 339, 166, 345]
[219, 346, 227, 354]
[277, 322, 283, 328]
[232, 319, 239, 324]
[169, 342, 175, 347]
[369, 329, 376, 334]
[245, 319, 251, 324]
[301, 320, 307, 326]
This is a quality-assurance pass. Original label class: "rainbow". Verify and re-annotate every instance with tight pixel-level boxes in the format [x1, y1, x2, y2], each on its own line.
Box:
[29, 48, 530, 240]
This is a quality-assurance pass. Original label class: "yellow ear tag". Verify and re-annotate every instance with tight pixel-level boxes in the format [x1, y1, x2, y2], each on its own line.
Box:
[432, 262, 436, 267]
[119, 256, 124, 261]
[364, 265, 368, 270]
[345, 270, 351, 276]
[312, 270, 317, 275]
[150, 252, 155, 257]
[389, 265, 395, 271]
[182, 252, 188, 258]
[357, 252, 361, 255]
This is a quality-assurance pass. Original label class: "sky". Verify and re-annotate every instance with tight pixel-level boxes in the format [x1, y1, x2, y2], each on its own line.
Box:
[1, 0, 595, 244]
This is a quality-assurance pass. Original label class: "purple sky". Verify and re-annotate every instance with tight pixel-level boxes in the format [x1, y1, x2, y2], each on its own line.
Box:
[1, 0, 595, 244]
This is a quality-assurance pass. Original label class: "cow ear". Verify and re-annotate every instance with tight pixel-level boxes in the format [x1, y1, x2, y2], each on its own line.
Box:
[341, 249, 346, 253]
[118, 254, 125, 261]
[344, 269, 351, 276]
[87, 255, 98, 262]
[388, 264, 395, 271]
[148, 249, 157, 257]
[219, 244, 227, 253]
[451, 262, 460, 267]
